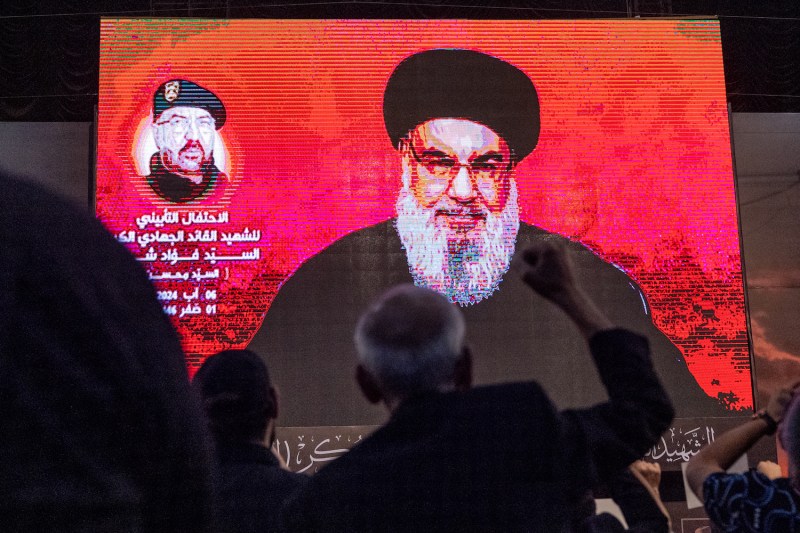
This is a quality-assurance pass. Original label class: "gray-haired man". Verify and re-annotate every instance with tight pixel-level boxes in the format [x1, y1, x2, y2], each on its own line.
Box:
[281, 242, 674, 531]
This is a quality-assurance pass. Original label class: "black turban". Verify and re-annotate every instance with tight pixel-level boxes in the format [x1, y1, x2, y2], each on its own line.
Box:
[153, 79, 226, 129]
[383, 49, 540, 161]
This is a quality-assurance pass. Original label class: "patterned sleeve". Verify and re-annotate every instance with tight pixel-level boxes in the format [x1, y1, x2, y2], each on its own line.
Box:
[703, 470, 800, 532]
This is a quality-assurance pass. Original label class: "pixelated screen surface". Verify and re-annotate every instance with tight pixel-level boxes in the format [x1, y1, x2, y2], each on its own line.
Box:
[97, 19, 751, 412]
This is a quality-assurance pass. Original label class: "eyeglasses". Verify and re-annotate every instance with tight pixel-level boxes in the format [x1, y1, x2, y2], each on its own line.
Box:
[157, 115, 215, 133]
[407, 137, 512, 184]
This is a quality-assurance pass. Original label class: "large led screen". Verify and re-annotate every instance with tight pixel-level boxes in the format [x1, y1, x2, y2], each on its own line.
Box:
[98, 19, 750, 426]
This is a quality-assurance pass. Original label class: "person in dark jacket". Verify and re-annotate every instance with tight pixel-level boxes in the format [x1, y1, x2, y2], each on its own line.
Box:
[0, 171, 216, 532]
[193, 349, 307, 533]
[280, 241, 674, 532]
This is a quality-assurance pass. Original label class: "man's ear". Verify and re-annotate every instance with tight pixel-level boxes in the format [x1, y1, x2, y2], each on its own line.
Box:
[356, 364, 384, 405]
[453, 345, 473, 392]
[268, 386, 280, 420]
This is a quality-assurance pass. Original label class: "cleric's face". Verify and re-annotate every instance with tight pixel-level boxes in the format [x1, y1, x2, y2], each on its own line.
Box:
[406, 118, 513, 216]
[154, 106, 215, 175]
[395, 118, 520, 306]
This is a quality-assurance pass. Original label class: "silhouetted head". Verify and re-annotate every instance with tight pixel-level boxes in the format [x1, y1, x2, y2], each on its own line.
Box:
[193, 349, 278, 444]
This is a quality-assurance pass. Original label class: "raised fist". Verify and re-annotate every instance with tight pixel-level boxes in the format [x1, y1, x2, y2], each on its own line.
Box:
[513, 240, 576, 302]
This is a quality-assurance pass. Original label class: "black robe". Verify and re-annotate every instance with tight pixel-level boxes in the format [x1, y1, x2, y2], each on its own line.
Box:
[249, 219, 724, 426]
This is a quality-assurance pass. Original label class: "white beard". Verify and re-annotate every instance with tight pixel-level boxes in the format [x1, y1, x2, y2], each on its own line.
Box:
[395, 173, 520, 306]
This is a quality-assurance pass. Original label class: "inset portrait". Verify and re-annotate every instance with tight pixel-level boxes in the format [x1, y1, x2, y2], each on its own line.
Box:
[145, 79, 228, 203]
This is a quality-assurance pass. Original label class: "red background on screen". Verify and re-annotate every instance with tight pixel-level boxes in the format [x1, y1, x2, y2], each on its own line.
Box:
[97, 19, 750, 408]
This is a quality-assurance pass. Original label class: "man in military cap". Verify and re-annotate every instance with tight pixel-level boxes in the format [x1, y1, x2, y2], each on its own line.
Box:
[147, 79, 227, 203]
[249, 49, 727, 426]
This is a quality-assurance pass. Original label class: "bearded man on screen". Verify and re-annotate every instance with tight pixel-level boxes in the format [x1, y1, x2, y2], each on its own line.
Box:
[147, 79, 228, 203]
[385, 49, 538, 307]
[248, 49, 726, 426]
[395, 118, 521, 306]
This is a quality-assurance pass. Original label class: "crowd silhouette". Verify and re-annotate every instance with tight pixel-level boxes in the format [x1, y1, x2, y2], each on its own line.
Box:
[3, 170, 798, 531]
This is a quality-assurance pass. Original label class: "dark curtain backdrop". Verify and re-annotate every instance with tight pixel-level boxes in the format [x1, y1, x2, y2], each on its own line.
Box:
[1, 1, 799, 121]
